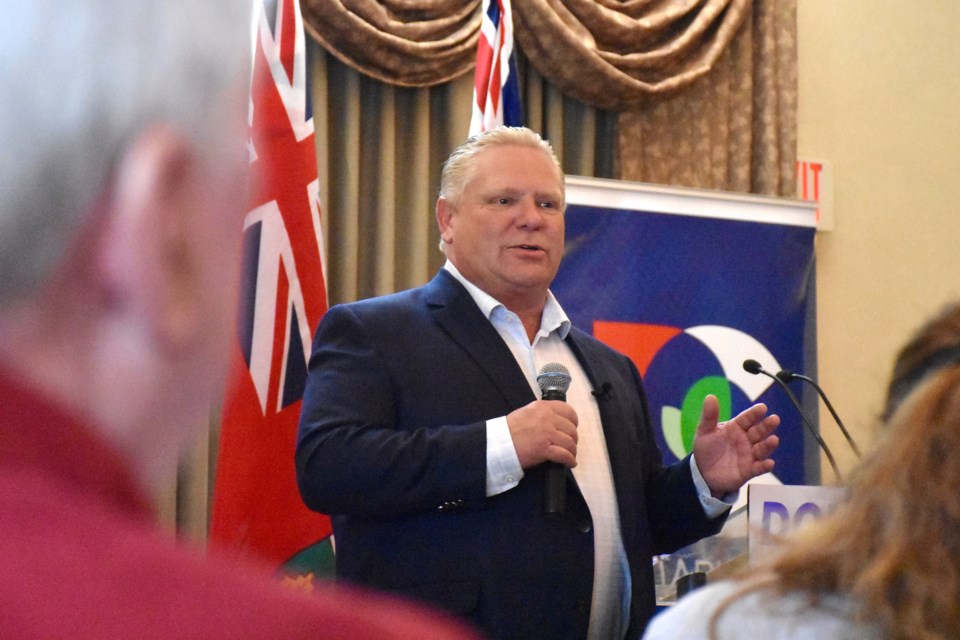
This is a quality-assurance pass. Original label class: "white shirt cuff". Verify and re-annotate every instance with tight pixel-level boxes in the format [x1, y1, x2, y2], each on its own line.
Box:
[486, 416, 523, 496]
[690, 453, 734, 519]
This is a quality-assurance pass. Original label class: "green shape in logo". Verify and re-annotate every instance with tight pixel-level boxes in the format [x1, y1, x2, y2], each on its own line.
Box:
[679, 376, 732, 454]
[661, 375, 733, 459]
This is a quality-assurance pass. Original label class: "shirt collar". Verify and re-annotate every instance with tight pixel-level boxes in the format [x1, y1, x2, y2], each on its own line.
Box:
[443, 260, 571, 339]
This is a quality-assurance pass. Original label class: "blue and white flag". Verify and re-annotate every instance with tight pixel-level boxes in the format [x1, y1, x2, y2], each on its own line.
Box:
[469, 0, 523, 135]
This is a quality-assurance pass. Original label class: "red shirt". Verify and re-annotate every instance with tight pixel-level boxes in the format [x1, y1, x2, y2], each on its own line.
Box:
[0, 366, 479, 639]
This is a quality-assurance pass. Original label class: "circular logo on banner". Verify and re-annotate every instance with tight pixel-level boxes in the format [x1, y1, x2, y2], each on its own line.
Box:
[593, 322, 779, 461]
[651, 326, 780, 460]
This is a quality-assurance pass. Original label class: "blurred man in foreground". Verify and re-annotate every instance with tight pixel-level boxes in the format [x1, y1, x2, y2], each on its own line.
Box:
[0, 3, 476, 638]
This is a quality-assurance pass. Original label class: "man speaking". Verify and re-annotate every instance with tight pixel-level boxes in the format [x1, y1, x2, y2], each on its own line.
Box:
[296, 127, 780, 639]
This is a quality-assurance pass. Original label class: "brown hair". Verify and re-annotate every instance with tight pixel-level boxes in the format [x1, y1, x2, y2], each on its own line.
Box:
[884, 303, 960, 419]
[711, 303, 960, 639]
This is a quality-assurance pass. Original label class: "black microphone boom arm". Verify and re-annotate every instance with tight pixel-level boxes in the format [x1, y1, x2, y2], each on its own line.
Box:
[777, 370, 861, 458]
[743, 359, 842, 482]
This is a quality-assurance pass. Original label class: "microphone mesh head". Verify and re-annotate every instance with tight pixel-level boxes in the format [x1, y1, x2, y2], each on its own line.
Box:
[537, 362, 572, 394]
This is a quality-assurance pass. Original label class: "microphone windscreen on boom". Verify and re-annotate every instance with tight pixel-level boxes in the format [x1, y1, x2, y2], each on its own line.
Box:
[743, 359, 763, 375]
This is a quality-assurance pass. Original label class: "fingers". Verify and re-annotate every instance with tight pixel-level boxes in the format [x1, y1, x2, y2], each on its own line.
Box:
[729, 402, 770, 429]
[697, 394, 720, 436]
[507, 400, 579, 470]
[695, 400, 782, 492]
[544, 443, 577, 469]
[743, 416, 780, 455]
[752, 457, 776, 476]
[752, 414, 780, 442]
[695, 395, 721, 435]
[752, 433, 779, 460]
[701, 394, 719, 421]
[726, 404, 780, 440]
[740, 407, 780, 467]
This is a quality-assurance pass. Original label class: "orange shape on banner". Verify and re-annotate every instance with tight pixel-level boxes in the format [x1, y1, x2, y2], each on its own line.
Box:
[593, 321, 682, 377]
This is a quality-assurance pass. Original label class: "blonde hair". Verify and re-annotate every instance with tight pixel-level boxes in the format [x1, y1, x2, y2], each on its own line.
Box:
[438, 126, 564, 207]
[711, 304, 960, 639]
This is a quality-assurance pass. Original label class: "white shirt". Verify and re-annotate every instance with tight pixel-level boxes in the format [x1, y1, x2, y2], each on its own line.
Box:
[443, 261, 728, 639]
[643, 581, 882, 639]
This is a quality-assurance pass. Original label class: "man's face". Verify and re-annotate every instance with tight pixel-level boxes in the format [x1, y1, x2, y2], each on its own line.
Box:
[439, 144, 565, 308]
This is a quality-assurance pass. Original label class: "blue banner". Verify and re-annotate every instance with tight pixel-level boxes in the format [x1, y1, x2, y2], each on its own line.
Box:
[553, 200, 817, 486]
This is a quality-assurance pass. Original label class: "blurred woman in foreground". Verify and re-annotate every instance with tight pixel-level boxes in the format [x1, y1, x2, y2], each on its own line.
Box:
[644, 303, 960, 640]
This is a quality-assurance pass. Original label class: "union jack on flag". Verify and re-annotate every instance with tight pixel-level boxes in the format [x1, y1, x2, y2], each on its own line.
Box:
[469, 0, 523, 135]
[211, 0, 333, 578]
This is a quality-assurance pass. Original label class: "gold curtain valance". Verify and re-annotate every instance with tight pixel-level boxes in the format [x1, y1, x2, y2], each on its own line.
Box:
[301, 0, 751, 108]
[301, 0, 480, 88]
[515, 0, 750, 110]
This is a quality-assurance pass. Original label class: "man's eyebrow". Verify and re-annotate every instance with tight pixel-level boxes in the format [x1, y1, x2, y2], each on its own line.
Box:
[534, 190, 564, 200]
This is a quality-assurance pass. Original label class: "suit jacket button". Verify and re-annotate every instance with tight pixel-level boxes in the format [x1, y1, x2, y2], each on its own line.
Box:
[578, 519, 592, 533]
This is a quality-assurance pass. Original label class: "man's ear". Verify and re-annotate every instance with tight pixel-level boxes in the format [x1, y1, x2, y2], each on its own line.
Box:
[436, 197, 454, 246]
[102, 125, 206, 354]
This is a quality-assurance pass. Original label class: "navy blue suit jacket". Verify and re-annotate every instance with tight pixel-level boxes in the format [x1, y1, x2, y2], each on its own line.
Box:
[296, 271, 724, 639]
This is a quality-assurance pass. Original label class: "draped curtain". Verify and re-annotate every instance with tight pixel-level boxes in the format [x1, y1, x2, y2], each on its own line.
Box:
[166, 0, 797, 538]
[303, 0, 796, 307]
[310, 43, 618, 305]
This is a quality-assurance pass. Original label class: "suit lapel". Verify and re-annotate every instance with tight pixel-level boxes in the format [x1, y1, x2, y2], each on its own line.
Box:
[564, 329, 613, 438]
[425, 271, 535, 408]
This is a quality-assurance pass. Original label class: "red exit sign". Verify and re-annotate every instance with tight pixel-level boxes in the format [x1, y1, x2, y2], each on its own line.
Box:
[796, 158, 833, 231]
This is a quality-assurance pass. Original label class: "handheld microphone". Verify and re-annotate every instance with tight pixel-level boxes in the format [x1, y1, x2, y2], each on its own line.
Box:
[743, 359, 842, 481]
[537, 362, 572, 516]
[776, 370, 861, 458]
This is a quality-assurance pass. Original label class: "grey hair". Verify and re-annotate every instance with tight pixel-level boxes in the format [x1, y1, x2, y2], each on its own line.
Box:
[438, 126, 564, 253]
[0, 2, 250, 305]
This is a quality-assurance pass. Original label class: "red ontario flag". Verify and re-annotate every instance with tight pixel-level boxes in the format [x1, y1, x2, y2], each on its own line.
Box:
[210, 0, 333, 582]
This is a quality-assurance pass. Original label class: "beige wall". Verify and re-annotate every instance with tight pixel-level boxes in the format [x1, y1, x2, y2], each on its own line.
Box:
[799, 1, 960, 475]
